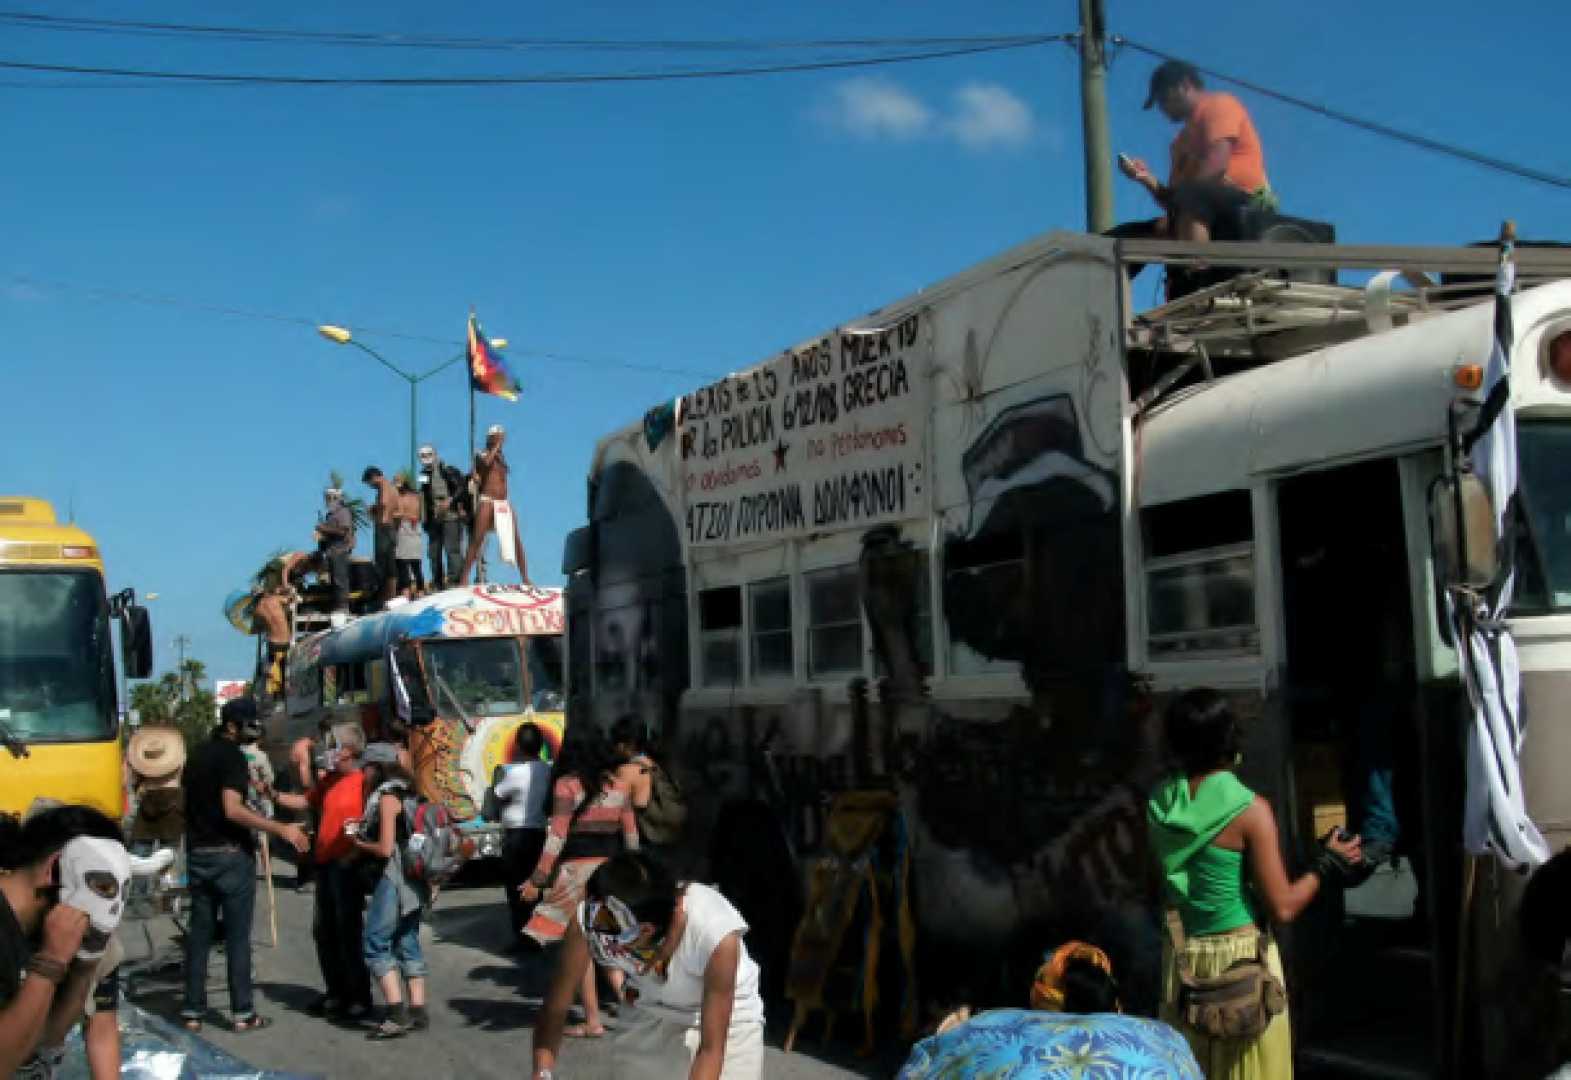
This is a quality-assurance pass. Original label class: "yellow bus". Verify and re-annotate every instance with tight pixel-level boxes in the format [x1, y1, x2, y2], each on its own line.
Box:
[0, 497, 152, 817]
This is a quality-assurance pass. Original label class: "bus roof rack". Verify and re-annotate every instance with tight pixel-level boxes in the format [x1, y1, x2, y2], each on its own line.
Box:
[1119, 240, 1571, 361]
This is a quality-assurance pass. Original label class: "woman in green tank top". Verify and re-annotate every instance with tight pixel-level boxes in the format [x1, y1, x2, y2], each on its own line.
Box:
[1147, 689, 1363, 1080]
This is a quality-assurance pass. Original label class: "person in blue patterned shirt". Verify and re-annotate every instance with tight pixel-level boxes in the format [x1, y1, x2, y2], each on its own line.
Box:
[898, 941, 1202, 1080]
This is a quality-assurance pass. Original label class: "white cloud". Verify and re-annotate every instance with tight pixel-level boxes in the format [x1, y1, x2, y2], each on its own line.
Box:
[4, 280, 46, 303]
[946, 82, 1035, 149]
[819, 78, 1039, 152]
[828, 78, 934, 141]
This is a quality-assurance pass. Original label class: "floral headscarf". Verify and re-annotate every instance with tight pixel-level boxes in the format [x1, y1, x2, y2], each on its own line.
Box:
[1030, 941, 1114, 1012]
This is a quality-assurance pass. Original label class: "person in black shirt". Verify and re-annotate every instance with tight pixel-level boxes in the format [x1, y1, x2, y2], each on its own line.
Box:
[181, 698, 310, 1033]
[0, 804, 125, 1079]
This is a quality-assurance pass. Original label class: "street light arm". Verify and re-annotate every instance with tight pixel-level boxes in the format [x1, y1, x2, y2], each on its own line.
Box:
[345, 338, 415, 383]
[414, 349, 469, 384]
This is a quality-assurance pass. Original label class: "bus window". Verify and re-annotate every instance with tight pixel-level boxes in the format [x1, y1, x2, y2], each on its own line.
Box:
[749, 578, 793, 680]
[873, 554, 933, 678]
[1142, 491, 1259, 659]
[331, 662, 372, 706]
[807, 565, 864, 678]
[0, 571, 115, 742]
[424, 638, 525, 718]
[699, 586, 742, 687]
[525, 635, 565, 712]
[1512, 420, 1571, 613]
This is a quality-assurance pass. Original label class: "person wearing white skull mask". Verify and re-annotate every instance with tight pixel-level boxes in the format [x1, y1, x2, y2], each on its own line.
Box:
[0, 804, 127, 1079]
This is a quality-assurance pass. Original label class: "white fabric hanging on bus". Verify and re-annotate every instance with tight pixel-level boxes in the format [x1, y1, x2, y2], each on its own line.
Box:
[1455, 247, 1548, 869]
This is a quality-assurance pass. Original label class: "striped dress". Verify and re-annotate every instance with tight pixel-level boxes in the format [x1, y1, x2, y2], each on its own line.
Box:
[523, 774, 639, 945]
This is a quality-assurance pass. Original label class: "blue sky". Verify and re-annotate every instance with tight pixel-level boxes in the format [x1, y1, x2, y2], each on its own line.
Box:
[3, 0, 1567, 688]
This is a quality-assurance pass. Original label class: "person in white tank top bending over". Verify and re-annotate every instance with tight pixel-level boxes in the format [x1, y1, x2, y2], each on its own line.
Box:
[531, 851, 765, 1080]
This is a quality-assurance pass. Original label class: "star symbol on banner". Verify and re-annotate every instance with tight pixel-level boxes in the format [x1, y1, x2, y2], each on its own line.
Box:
[773, 440, 790, 472]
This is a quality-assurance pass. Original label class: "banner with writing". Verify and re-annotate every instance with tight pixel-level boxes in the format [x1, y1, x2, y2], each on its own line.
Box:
[678, 312, 929, 547]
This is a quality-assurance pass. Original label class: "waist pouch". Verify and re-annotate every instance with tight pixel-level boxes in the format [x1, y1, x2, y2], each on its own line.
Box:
[1167, 912, 1287, 1039]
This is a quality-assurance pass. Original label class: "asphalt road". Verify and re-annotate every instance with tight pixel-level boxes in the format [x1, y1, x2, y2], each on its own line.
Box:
[119, 860, 888, 1080]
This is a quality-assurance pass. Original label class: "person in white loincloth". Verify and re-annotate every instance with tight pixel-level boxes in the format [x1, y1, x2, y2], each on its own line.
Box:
[457, 424, 532, 587]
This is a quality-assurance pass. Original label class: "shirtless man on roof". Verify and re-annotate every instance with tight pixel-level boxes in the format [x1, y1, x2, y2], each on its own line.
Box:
[457, 424, 531, 587]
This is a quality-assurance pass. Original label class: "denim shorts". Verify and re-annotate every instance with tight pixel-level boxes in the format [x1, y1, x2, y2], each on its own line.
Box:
[362, 875, 426, 979]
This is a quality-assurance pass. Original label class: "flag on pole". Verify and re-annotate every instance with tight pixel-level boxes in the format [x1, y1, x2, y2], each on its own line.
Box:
[1454, 222, 1548, 869]
[468, 313, 519, 401]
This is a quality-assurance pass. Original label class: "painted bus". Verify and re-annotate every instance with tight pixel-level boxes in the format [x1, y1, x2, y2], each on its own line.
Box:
[265, 583, 566, 858]
[562, 230, 1571, 1076]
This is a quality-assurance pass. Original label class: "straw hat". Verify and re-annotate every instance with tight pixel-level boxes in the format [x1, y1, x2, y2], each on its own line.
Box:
[127, 726, 187, 781]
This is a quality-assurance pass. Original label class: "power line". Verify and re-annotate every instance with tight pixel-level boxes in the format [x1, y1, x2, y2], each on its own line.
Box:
[0, 12, 1045, 55]
[5, 273, 720, 379]
[1114, 37, 1571, 192]
[0, 36, 1067, 88]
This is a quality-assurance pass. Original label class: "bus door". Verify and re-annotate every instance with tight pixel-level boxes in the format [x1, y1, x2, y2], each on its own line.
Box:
[1273, 457, 1442, 1077]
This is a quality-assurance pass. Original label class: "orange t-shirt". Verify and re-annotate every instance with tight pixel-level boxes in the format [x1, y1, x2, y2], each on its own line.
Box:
[308, 769, 366, 865]
[1168, 91, 1268, 193]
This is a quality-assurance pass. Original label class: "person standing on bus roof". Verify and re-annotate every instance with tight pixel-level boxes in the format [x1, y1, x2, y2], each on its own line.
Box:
[419, 445, 466, 590]
[1119, 60, 1273, 245]
[316, 486, 356, 614]
[456, 424, 532, 588]
[251, 586, 291, 711]
[182, 699, 311, 1033]
[363, 466, 400, 604]
[394, 472, 425, 600]
[1147, 689, 1363, 1079]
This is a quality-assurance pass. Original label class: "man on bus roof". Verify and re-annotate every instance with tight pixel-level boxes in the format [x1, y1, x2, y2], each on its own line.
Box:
[1118, 60, 1275, 245]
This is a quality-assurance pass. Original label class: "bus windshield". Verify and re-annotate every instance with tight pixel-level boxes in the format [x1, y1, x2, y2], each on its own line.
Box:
[1513, 420, 1571, 613]
[423, 638, 525, 718]
[0, 571, 116, 742]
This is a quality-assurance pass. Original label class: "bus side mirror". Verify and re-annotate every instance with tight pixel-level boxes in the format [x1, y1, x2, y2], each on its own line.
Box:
[562, 525, 596, 576]
[122, 605, 154, 680]
[1432, 471, 1499, 590]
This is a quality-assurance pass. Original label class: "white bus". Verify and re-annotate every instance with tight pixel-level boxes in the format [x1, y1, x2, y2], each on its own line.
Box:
[563, 230, 1571, 1076]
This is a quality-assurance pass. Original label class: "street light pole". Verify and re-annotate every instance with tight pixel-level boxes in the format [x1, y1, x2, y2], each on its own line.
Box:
[317, 325, 505, 481]
[172, 633, 191, 702]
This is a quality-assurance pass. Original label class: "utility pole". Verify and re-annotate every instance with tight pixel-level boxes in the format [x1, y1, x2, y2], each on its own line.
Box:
[172, 634, 191, 702]
[1078, 0, 1114, 233]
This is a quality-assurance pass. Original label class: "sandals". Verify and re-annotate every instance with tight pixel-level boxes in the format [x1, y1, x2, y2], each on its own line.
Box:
[562, 1023, 608, 1039]
[368, 1018, 410, 1040]
[231, 1014, 272, 1033]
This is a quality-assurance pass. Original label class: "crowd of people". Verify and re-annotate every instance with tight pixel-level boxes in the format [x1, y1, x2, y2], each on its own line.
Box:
[245, 427, 533, 707]
[28, 684, 1571, 1077]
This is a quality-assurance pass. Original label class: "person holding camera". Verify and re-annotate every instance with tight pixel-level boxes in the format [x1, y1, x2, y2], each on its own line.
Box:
[1147, 689, 1363, 1079]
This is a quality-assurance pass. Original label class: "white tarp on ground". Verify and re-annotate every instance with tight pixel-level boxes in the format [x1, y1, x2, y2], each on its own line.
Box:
[55, 1002, 316, 1080]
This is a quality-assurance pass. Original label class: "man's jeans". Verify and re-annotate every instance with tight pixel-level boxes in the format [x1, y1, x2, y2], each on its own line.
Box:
[314, 861, 372, 1008]
[363, 875, 427, 980]
[327, 549, 352, 612]
[183, 848, 257, 1019]
[426, 520, 463, 589]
